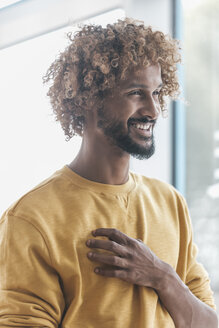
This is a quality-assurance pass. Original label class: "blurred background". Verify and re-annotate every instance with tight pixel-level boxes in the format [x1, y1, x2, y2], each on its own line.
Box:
[0, 0, 218, 314]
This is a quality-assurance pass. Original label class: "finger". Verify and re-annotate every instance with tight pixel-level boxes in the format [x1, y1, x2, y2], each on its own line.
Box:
[86, 239, 126, 257]
[92, 228, 129, 245]
[87, 251, 126, 268]
[94, 267, 128, 280]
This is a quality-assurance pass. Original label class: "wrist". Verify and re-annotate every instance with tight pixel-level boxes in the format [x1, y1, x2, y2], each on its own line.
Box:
[152, 260, 175, 292]
[153, 261, 188, 295]
[153, 263, 193, 327]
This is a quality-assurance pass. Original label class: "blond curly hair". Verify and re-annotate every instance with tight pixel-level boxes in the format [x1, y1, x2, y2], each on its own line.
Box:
[43, 18, 181, 140]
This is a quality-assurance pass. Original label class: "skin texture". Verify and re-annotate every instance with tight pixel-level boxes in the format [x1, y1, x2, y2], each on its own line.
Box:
[68, 64, 218, 328]
[86, 228, 167, 288]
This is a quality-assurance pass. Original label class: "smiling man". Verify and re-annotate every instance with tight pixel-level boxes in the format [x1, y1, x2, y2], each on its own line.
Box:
[95, 65, 161, 161]
[0, 18, 218, 328]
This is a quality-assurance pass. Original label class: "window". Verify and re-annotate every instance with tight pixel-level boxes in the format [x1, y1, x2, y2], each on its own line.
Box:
[183, 0, 219, 311]
[0, 0, 22, 10]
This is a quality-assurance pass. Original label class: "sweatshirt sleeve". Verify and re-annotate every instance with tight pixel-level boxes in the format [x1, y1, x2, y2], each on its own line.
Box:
[0, 213, 65, 327]
[181, 198, 217, 311]
[185, 239, 216, 310]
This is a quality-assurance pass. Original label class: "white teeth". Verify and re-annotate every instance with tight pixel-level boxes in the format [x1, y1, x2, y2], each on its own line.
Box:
[134, 123, 151, 130]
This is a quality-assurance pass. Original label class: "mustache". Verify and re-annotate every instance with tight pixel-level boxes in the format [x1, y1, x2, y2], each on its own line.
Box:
[128, 118, 157, 125]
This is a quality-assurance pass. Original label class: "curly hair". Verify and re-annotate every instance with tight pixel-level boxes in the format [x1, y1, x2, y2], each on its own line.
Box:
[43, 17, 181, 140]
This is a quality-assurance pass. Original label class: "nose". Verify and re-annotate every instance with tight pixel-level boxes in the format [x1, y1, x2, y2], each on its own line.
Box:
[138, 95, 161, 120]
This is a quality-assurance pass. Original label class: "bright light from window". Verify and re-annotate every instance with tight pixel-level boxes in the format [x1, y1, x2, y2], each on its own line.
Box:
[182, 0, 205, 10]
[0, 0, 23, 10]
[0, 9, 125, 215]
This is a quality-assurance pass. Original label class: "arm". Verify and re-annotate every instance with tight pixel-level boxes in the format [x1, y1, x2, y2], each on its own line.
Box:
[155, 261, 218, 328]
[0, 213, 65, 327]
[156, 195, 217, 327]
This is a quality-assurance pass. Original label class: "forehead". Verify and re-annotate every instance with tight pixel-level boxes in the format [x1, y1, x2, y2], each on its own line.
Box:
[119, 63, 162, 89]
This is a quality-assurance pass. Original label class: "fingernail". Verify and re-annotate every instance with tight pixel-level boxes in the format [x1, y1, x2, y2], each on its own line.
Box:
[92, 230, 96, 236]
[94, 268, 100, 273]
[88, 252, 93, 257]
[86, 240, 90, 246]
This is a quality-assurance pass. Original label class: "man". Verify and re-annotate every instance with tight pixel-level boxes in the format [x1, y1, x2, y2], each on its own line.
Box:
[0, 18, 218, 327]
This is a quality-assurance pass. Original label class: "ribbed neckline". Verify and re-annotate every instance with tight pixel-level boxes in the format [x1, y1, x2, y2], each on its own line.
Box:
[60, 165, 136, 195]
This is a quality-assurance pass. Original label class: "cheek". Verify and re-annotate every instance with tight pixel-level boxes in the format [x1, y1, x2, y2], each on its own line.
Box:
[119, 100, 137, 118]
[105, 98, 137, 123]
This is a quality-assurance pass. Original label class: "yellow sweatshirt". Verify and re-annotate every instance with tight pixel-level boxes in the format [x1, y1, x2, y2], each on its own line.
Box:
[0, 165, 216, 327]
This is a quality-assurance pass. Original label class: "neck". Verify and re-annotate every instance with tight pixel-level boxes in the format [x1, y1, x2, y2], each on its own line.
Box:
[68, 136, 130, 185]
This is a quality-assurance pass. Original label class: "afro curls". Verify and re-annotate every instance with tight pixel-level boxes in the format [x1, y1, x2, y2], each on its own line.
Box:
[43, 18, 181, 140]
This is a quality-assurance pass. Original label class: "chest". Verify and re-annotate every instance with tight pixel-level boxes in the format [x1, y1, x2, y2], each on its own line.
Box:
[52, 192, 180, 271]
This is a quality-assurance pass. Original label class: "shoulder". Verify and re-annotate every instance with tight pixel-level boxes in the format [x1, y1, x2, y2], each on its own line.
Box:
[130, 171, 190, 219]
[131, 171, 185, 201]
[1, 166, 77, 225]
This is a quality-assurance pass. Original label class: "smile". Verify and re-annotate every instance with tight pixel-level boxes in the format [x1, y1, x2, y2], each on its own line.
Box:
[131, 123, 152, 131]
[130, 122, 153, 138]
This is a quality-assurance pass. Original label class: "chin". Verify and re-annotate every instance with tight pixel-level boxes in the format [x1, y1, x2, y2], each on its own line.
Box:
[123, 139, 155, 160]
[130, 148, 155, 160]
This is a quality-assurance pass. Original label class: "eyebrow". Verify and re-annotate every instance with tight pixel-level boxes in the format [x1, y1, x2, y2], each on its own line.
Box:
[125, 83, 163, 89]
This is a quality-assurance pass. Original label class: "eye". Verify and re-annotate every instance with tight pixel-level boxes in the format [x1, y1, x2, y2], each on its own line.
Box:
[128, 90, 143, 96]
[153, 90, 161, 96]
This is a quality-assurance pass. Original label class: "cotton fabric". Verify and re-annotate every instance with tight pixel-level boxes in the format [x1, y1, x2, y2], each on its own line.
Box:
[0, 165, 216, 327]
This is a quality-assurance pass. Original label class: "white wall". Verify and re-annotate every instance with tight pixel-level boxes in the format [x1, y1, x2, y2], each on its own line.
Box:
[0, 0, 124, 49]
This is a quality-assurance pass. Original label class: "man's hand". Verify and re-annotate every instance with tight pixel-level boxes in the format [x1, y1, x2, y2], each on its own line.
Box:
[86, 228, 218, 328]
[86, 228, 169, 289]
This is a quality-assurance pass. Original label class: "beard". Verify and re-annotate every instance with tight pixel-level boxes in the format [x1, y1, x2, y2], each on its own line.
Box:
[97, 109, 155, 160]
